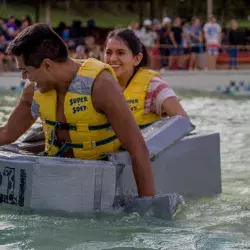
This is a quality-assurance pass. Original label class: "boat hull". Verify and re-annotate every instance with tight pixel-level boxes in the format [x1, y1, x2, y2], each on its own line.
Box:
[0, 116, 221, 218]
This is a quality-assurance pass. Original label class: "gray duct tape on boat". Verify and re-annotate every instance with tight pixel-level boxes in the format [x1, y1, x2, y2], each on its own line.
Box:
[109, 116, 194, 218]
[109, 115, 221, 198]
[0, 150, 182, 219]
[0, 151, 117, 213]
[22, 125, 45, 142]
[0, 115, 220, 219]
[113, 193, 184, 220]
[31, 157, 117, 213]
[0, 152, 36, 208]
[109, 115, 195, 166]
[144, 115, 195, 161]
[109, 115, 195, 196]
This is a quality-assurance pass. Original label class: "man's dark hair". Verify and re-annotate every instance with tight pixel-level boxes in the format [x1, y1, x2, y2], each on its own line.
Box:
[6, 23, 68, 68]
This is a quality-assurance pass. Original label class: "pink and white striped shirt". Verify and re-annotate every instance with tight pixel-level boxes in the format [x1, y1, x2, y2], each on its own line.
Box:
[144, 76, 176, 116]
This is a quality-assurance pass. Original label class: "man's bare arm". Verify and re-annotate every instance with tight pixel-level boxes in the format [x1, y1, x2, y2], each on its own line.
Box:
[92, 70, 156, 197]
[0, 82, 37, 145]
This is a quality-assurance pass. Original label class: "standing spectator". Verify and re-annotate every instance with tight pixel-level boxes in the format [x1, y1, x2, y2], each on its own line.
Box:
[138, 19, 157, 48]
[21, 19, 30, 30]
[169, 17, 184, 69]
[20, 16, 32, 31]
[24, 15, 32, 25]
[182, 21, 191, 69]
[20, 15, 32, 31]
[0, 32, 7, 72]
[151, 19, 162, 69]
[0, 18, 7, 72]
[0, 17, 7, 36]
[4, 15, 20, 71]
[157, 17, 172, 72]
[70, 20, 85, 49]
[128, 21, 140, 37]
[203, 15, 221, 69]
[72, 45, 89, 59]
[152, 19, 161, 33]
[138, 19, 157, 66]
[62, 26, 70, 41]
[228, 19, 242, 69]
[86, 19, 99, 42]
[55, 22, 67, 38]
[84, 36, 103, 60]
[189, 16, 203, 70]
[5, 16, 19, 41]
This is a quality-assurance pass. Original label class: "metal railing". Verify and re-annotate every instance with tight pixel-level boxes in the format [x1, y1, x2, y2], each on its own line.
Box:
[1, 42, 250, 72]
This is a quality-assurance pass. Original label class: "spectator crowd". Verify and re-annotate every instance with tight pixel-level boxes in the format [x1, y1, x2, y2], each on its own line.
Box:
[129, 15, 248, 71]
[0, 15, 32, 72]
[0, 14, 249, 73]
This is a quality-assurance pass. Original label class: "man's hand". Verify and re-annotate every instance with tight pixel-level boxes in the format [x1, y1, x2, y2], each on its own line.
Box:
[0, 82, 37, 145]
[92, 70, 156, 197]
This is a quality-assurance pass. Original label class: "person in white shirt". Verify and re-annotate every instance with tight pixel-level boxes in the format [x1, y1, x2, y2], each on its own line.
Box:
[138, 19, 157, 48]
[203, 15, 221, 69]
[127, 21, 140, 37]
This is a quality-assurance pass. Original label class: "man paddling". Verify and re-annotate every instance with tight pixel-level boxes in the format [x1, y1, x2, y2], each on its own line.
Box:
[0, 23, 156, 198]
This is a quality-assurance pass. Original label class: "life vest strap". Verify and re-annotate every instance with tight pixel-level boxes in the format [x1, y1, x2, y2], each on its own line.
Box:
[47, 135, 118, 157]
[138, 122, 154, 130]
[45, 120, 76, 131]
[45, 119, 111, 131]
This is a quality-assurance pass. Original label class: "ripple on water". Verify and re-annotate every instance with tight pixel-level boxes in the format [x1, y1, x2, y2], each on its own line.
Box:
[0, 92, 250, 250]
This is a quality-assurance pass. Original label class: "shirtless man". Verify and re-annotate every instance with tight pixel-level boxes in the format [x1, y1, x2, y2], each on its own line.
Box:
[1, 23, 155, 197]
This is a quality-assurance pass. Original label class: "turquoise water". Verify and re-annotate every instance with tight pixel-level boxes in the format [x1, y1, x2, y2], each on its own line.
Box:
[0, 92, 249, 250]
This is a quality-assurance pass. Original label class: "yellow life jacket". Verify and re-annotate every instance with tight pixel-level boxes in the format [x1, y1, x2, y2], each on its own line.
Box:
[123, 68, 161, 129]
[32, 58, 121, 160]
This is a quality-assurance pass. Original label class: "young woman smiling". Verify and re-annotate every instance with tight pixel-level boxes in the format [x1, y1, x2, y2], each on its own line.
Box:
[104, 28, 188, 128]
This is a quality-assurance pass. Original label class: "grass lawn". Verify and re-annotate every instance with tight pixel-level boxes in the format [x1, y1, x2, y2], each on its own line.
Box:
[234, 20, 250, 28]
[1, 3, 250, 29]
[0, 3, 138, 28]
[224, 19, 250, 28]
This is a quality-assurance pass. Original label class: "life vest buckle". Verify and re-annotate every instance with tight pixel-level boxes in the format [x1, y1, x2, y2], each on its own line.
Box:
[49, 138, 65, 148]
[76, 123, 89, 132]
[45, 119, 77, 131]
[55, 122, 76, 131]
[82, 141, 96, 149]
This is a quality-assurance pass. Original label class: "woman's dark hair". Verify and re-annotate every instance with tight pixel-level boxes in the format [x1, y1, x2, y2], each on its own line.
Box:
[105, 28, 149, 68]
[6, 23, 68, 68]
